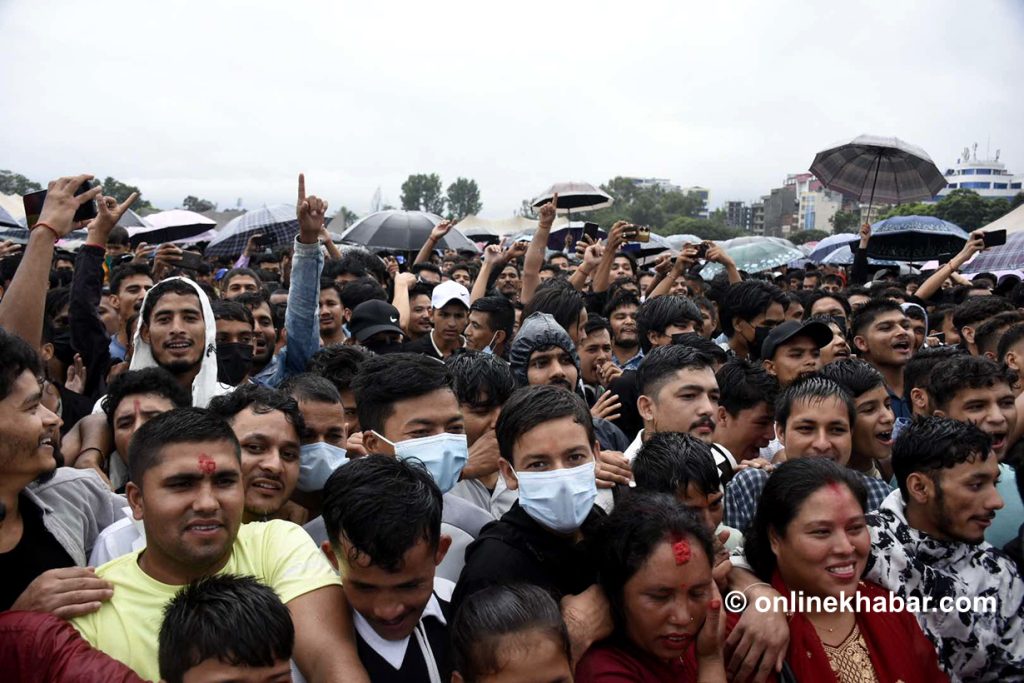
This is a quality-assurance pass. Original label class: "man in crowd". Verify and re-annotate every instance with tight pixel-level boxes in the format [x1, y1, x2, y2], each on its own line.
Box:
[904, 345, 966, 418]
[107, 263, 154, 362]
[347, 300, 406, 355]
[463, 295, 515, 358]
[712, 358, 779, 482]
[604, 290, 643, 370]
[307, 344, 371, 444]
[718, 280, 787, 359]
[952, 295, 1015, 356]
[279, 373, 349, 498]
[403, 280, 469, 359]
[758, 319, 831, 387]
[319, 281, 348, 347]
[70, 408, 367, 682]
[322, 455, 455, 680]
[211, 300, 255, 387]
[867, 417, 1024, 681]
[850, 299, 914, 420]
[219, 268, 262, 299]
[578, 316, 615, 406]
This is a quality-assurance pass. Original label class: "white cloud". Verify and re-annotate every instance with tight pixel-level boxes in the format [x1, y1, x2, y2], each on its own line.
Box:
[1, 0, 1021, 217]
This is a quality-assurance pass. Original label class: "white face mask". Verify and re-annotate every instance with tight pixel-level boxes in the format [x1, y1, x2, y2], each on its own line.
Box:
[297, 442, 348, 492]
[372, 431, 468, 493]
[513, 461, 597, 534]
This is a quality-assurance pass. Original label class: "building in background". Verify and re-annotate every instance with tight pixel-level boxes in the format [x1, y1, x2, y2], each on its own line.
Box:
[763, 186, 796, 237]
[936, 143, 1023, 201]
[725, 200, 752, 231]
[628, 177, 682, 192]
[798, 188, 843, 233]
[750, 200, 765, 235]
[682, 186, 710, 219]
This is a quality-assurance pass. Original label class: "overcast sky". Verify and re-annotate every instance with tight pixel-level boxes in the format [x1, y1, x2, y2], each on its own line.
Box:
[2, 0, 1021, 218]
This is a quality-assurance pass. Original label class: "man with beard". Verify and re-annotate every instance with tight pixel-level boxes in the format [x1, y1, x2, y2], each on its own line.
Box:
[928, 355, 1023, 550]
[866, 417, 1024, 681]
[70, 408, 368, 682]
[758, 319, 832, 388]
[604, 290, 642, 371]
[850, 299, 914, 420]
[0, 329, 123, 616]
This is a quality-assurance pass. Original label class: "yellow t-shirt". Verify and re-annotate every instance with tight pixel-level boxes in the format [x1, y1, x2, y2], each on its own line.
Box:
[72, 519, 340, 681]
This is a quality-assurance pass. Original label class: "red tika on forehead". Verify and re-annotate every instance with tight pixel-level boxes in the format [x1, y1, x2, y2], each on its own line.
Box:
[672, 539, 691, 565]
[198, 454, 216, 475]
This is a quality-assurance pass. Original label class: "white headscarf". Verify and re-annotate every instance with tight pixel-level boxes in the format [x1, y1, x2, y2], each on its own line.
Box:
[130, 276, 230, 408]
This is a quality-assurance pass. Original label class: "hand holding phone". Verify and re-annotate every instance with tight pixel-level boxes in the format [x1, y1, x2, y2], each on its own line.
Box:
[23, 175, 101, 233]
[982, 229, 1006, 249]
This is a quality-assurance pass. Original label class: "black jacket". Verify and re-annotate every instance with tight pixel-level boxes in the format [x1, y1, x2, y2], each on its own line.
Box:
[451, 501, 604, 614]
[69, 245, 114, 400]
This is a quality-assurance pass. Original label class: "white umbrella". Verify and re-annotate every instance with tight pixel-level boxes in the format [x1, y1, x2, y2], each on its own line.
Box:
[531, 182, 613, 214]
[128, 209, 216, 245]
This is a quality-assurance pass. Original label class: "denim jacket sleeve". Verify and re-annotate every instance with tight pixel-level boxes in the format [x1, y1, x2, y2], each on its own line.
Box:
[268, 238, 323, 386]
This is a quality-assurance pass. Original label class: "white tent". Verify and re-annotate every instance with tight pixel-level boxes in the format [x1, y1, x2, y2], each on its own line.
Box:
[987, 203, 1024, 235]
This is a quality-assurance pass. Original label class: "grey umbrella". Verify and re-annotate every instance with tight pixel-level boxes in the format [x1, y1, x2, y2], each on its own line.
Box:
[531, 182, 614, 213]
[338, 210, 479, 253]
[810, 134, 946, 219]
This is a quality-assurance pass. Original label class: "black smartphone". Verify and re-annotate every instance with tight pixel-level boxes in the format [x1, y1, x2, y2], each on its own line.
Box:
[22, 180, 99, 227]
[983, 229, 1006, 248]
[583, 222, 600, 241]
[113, 253, 134, 267]
[253, 234, 272, 248]
[694, 242, 710, 259]
[178, 252, 202, 271]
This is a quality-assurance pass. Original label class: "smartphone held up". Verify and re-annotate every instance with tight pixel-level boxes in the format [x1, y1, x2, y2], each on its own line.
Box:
[22, 179, 100, 227]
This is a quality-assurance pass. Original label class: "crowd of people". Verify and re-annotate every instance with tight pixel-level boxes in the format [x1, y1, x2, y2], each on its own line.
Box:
[0, 172, 1022, 682]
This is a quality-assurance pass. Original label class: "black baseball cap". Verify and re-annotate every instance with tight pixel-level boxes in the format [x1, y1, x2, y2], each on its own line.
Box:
[760, 320, 833, 361]
[348, 300, 404, 342]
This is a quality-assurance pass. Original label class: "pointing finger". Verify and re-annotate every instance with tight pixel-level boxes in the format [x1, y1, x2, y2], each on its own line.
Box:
[298, 173, 306, 203]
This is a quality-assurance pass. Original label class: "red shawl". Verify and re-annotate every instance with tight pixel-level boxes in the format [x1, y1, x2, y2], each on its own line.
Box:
[770, 572, 948, 683]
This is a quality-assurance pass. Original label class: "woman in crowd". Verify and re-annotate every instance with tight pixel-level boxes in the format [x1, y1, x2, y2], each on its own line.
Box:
[451, 583, 575, 683]
[575, 492, 725, 682]
[745, 458, 947, 683]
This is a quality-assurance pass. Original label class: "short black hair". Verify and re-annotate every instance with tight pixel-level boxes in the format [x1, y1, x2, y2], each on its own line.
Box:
[322, 454, 442, 570]
[775, 375, 855, 428]
[849, 298, 905, 338]
[495, 385, 594, 464]
[446, 351, 516, 409]
[804, 290, 851, 318]
[222, 268, 262, 290]
[0, 329, 42, 401]
[109, 262, 153, 295]
[716, 358, 779, 417]
[351, 353, 453, 433]
[339, 278, 388, 310]
[718, 281, 787, 337]
[234, 291, 281, 331]
[411, 262, 443, 280]
[633, 432, 720, 497]
[522, 280, 585, 335]
[211, 299, 254, 326]
[670, 332, 729, 366]
[745, 459, 866, 581]
[817, 358, 885, 399]
[279, 372, 342, 405]
[102, 367, 192, 431]
[903, 345, 966, 397]
[107, 225, 130, 246]
[635, 296, 703, 352]
[469, 296, 516, 340]
[141, 279, 202, 325]
[892, 417, 993, 498]
[451, 584, 570, 682]
[952, 296, 1014, 336]
[928, 355, 1017, 411]
[975, 311, 1024, 358]
[158, 574, 294, 683]
[602, 290, 641, 319]
[307, 344, 372, 393]
[596, 492, 713, 630]
[128, 408, 240, 485]
[583, 314, 612, 337]
[636, 344, 714, 397]
[206, 384, 305, 436]
[996, 322, 1024, 364]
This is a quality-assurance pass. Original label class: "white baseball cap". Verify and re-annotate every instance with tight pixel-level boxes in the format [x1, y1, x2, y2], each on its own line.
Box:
[431, 280, 471, 309]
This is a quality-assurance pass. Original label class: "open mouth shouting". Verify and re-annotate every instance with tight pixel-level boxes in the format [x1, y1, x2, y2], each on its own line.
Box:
[875, 429, 893, 448]
[891, 337, 912, 356]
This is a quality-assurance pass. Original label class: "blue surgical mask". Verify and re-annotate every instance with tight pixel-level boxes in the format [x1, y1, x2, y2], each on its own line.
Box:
[482, 331, 499, 356]
[297, 442, 348, 492]
[514, 461, 597, 534]
[373, 431, 468, 493]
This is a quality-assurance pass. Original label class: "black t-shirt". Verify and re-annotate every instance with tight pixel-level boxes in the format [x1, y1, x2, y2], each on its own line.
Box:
[608, 370, 642, 442]
[0, 495, 76, 610]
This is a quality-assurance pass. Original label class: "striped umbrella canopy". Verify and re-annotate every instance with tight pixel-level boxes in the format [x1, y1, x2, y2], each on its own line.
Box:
[206, 204, 298, 258]
[807, 233, 858, 263]
[963, 232, 1024, 274]
[821, 244, 900, 267]
[810, 135, 946, 208]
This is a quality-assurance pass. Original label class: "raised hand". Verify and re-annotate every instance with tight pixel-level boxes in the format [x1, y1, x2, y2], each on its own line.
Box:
[705, 242, 734, 267]
[505, 241, 529, 261]
[0, 240, 22, 259]
[88, 192, 139, 242]
[297, 173, 328, 244]
[429, 219, 455, 243]
[36, 175, 103, 238]
[394, 271, 417, 289]
[537, 192, 558, 229]
[582, 242, 605, 272]
[590, 390, 622, 422]
[606, 220, 632, 250]
[152, 243, 183, 280]
[65, 353, 87, 394]
[859, 221, 871, 246]
[482, 244, 503, 265]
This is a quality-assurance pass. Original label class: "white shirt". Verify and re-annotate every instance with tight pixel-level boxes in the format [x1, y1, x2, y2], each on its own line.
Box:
[353, 577, 454, 671]
[89, 507, 146, 567]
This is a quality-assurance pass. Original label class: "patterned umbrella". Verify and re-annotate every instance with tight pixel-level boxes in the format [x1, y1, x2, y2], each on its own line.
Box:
[205, 204, 298, 258]
[338, 210, 479, 253]
[866, 215, 968, 262]
[701, 236, 804, 277]
[963, 232, 1024, 274]
[821, 244, 899, 267]
[807, 233, 858, 263]
[810, 135, 946, 215]
[127, 209, 217, 246]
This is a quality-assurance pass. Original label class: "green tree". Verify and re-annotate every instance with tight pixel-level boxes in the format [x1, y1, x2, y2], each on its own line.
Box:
[830, 210, 860, 234]
[934, 189, 988, 231]
[789, 229, 830, 245]
[331, 206, 359, 229]
[880, 202, 936, 219]
[102, 176, 154, 211]
[984, 198, 1011, 225]
[400, 173, 446, 215]
[182, 195, 216, 212]
[445, 177, 482, 219]
[661, 216, 742, 241]
[0, 170, 43, 195]
[1010, 192, 1024, 211]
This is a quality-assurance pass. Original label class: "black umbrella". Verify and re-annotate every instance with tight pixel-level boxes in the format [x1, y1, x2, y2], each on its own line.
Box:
[338, 210, 479, 253]
[865, 216, 968, 261]
[531, 182, 614, 213]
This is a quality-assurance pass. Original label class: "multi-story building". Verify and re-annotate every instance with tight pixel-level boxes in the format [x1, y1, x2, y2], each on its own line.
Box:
[798, 189, 844, 233]
[627, 177, 682, 193]
[936, 144, 1023, 201]
[763, 186, 796, 237]
[750, 200, 766, 235]
[725, 200, 752, 231]
[682, 186, 710, 219]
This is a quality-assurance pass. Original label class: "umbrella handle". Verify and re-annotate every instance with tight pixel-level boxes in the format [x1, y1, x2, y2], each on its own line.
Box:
[865, 152, 883, 223]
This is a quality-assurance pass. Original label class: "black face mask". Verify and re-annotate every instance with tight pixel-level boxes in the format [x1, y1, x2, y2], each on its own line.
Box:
[363, 339, 406, 355]
[51, 329, 77, 367]
[750, 325, 773, 361]
[216, 343, 253, 385]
